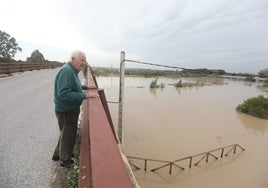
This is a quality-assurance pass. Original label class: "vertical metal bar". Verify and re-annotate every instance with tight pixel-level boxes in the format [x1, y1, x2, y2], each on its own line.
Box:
[92, 75, 99, 88]
[144, 160, 147, 171]
[233, 144, 237, 154]
[206, 153, 209, 162]
[169, 163, 172, 174]
[189, 157, 192, 168]
[118, 51, 125, 144]
[221, 148, 224, 158]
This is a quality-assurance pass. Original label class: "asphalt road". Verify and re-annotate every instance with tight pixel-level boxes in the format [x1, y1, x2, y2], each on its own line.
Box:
[0, 69, 61, 188]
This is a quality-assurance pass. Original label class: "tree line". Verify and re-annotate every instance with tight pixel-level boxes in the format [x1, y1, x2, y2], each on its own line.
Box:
[0, 30, 54, 63]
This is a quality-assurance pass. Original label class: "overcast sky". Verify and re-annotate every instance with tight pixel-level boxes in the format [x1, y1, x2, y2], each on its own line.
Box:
[1, 0, 267, 73]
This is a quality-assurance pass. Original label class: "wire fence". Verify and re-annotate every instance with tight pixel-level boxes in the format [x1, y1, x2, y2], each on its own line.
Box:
[124, 59, 188, 70]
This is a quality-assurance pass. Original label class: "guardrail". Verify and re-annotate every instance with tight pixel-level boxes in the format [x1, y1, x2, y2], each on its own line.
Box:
[0, 62, 63, 74]
[79, 67, 133, 188]
[128, 144, 245, 174]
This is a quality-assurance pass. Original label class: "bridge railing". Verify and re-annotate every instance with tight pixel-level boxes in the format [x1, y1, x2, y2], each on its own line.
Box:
[0, 62, 63, 74]
[78, 66, 133, 188]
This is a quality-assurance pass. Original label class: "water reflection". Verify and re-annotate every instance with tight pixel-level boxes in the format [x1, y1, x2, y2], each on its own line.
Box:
[175, 87, 182, 95]
[149, 88, 157, 97]
[256, 84, 268, 93]
[237, 113, 268, 134]
[242, 82, 253, 87]
[149, 87, 165, 97]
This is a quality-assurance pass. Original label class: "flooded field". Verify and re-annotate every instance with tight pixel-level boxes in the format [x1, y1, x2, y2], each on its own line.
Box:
[96, 76, 268, 188]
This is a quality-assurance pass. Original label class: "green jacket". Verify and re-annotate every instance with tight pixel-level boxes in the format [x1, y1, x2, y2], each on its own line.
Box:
[54, 62, 86, 112]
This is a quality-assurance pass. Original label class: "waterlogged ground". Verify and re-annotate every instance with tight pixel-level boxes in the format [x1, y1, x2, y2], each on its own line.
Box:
[96, 76, 268, 188]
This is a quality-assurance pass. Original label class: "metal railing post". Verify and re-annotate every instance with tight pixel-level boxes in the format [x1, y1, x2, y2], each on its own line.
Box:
[118, 51, 125, 144]
[189, 156, 193, 168]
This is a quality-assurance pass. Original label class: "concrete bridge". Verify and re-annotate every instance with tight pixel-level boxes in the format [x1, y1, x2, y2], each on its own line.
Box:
[0, 68, 134, 188]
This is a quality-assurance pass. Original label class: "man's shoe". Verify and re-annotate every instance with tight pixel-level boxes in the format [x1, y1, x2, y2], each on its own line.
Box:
[52, 156, 59, 161]
[60, 159, 74, 168]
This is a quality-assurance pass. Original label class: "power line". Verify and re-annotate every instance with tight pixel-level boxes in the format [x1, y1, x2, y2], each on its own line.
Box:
[124, 59, 191, 70]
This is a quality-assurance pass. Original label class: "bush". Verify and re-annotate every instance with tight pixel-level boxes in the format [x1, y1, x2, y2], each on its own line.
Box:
[175, 80, 183, 87]
[174, 80, 204, 88]
[245, 76, 254, 82]
[263, 80, 268, 87]
[236, 95, 268, 119]
[150, 78, 159, 88]
[149, 78, 165, 88]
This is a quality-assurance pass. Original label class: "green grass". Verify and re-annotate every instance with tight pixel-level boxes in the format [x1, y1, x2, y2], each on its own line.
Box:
[66, 128, 81, 188]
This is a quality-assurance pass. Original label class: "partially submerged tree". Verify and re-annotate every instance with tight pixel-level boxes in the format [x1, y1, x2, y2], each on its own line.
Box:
[0, 30, 22, 62]
[26, 50, 45, 62]
[236, 95, 268, 119]
[150, 78, 165, 88]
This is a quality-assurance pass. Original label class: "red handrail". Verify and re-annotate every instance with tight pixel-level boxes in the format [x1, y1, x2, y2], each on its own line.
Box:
[78, 67, 132, 188]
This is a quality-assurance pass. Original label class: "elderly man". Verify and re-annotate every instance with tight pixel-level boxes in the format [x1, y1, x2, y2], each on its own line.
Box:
[52, 50, 96, 167]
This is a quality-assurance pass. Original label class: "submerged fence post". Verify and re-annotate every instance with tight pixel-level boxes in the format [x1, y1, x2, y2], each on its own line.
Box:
[118, 51, 125, 144]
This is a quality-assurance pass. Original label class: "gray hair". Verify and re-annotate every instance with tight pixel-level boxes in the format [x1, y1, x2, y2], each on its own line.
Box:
[70, 50, 85, 61]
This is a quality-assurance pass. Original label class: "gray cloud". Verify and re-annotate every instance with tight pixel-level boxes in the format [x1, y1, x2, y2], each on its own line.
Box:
[1, 0, 267, 73]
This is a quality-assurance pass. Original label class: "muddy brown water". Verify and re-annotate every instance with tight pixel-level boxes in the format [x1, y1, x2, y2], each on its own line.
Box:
[96, 76, 268, 188]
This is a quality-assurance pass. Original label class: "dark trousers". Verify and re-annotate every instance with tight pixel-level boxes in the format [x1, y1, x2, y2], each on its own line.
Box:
[53, 110, 80, 161]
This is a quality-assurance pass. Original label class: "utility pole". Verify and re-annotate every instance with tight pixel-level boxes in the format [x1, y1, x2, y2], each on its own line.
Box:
[118, 51, 125, 144]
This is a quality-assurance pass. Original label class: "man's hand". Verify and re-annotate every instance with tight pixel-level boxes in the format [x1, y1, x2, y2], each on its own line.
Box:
[87, 86, 97, 90]
[86, 92, 99, 98]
